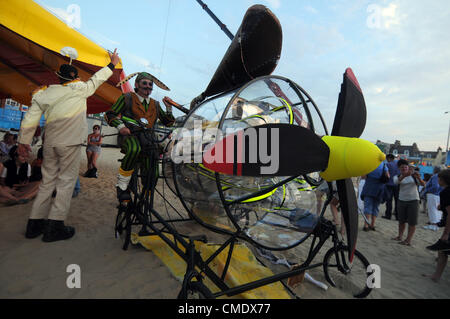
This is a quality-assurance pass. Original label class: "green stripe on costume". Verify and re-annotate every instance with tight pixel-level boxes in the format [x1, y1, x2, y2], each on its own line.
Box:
[110, 119, 123, 127]
[122, 116, 138, 125]
[121, 136, 141, 171]
[112, 94, 125, 113]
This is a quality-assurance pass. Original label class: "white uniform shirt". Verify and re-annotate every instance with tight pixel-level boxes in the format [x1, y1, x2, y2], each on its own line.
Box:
[18, 66, 113, 147]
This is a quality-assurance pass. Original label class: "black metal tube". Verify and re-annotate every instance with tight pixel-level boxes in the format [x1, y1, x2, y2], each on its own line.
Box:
[195, 0, 234, 40]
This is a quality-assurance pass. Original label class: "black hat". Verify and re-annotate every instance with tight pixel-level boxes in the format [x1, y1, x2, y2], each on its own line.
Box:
[56, 64, 78, 81]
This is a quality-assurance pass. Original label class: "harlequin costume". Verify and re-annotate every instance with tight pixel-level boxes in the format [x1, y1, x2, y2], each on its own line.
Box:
[104, 72, 174, 201]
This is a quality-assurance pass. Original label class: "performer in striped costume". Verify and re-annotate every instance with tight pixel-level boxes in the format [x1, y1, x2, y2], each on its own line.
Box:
[105, 72, 174, 202]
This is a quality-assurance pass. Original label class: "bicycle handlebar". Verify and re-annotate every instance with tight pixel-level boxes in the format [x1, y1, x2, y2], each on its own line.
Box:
[127, 120, 172, 144]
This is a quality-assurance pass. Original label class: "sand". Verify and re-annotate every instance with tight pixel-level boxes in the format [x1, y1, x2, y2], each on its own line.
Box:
[0, 146, 449, 299]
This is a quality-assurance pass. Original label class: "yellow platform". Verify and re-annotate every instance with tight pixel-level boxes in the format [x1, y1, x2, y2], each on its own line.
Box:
[131, 233, 291, 299]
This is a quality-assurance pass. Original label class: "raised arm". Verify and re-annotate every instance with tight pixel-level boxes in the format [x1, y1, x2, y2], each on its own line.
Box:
[79, 49, 120, 98]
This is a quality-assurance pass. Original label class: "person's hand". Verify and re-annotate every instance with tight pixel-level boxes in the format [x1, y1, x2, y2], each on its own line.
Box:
[108, 48, 120, 66]
[119, 127, 131, 136]
[17, 143, 31, 158]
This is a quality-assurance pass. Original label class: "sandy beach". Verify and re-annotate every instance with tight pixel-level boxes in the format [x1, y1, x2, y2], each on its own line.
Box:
[0, 146, 449, 299]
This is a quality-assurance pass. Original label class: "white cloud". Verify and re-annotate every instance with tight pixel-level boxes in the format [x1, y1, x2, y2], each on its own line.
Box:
[359, 0, 450, 150]
[305, 5, 318, 14]
[264, 0, 281, 9]
[45, 4, 81, 29]
[123, 53, 162, 75]
[89, 31, 120, 47]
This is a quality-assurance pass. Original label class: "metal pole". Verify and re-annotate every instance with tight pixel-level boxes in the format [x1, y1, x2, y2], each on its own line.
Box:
[195, 0, 234, 40]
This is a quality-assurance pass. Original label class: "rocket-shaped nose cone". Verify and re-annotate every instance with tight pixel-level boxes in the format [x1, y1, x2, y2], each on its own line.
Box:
[320, 136, 385, 182]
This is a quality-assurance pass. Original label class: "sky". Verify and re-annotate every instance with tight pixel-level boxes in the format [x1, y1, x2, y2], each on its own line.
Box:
[35, 0, 450, 152]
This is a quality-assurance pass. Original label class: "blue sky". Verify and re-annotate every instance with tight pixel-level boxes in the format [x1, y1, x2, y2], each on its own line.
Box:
[36, 0, 450, 152]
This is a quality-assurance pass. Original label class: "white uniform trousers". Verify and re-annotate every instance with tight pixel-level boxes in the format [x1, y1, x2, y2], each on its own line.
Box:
[29, 145, 81, 221]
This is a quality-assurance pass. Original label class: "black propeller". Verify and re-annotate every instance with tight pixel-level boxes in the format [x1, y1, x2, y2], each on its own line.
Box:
[331, 68, 367, 262]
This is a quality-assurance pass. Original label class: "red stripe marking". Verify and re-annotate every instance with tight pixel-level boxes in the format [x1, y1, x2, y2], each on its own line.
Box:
[345, 68, 362, 93]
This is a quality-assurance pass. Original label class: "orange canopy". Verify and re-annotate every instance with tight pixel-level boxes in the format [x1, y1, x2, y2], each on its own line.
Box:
[0, 0, 132, 114]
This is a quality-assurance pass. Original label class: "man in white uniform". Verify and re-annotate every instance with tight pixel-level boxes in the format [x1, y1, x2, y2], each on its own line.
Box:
[18, 49, 120, 242]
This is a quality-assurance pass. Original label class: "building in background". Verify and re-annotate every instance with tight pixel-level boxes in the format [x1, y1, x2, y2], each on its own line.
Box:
[376, 139, 448, 175]
[1, 98, 119, 146]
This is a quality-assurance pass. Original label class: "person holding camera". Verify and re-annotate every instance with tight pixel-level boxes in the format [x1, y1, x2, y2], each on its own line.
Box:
[391, 159, 426, 246]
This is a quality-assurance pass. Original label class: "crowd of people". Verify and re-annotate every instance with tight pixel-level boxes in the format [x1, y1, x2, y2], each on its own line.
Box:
[1, 45, 448, 288]
[357, 154, 449, 283]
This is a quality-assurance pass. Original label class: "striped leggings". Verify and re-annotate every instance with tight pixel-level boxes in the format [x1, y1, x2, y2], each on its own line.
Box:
[120, 136, 151, 172]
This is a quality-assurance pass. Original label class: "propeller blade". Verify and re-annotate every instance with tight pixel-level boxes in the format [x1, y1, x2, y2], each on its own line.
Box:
[202, 124, 329, 177]
[331, 68, 367, 138]
[336, 179, 359, 262]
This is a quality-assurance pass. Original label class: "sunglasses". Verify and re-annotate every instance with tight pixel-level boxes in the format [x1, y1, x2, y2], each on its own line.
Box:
[140, 80, 153, 87]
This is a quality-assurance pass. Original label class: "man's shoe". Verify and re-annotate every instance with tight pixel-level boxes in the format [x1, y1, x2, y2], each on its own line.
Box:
[117, 187, 131, 202]
[25, 219, 47, 238]
[382, 216, 391, 220]
[426, 239, 450, 251]
[42, 220, 75, 242]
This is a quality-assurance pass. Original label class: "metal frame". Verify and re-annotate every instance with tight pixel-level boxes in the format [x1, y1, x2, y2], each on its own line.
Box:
[116, 87, 372, 298]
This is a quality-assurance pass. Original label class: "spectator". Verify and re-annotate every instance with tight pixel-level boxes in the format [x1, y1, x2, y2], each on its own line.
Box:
[84, 124, 102, 178]
[72, 177, 81, 198]
[420, 173, 432, 214]
[382, 154, 400, 220]
[392, 160, 426, 246]
[30, 147, 43, 182]
[424, 169, 450, 282]
[0, 132, 15, 163]
[357, 176, 366, 215]
[0, 146, 40, 204]
[360, 161, 389, 231]
[0, 162, 20, 204]
[422, 167, 444, 231]
[17, 49, 120, 242]
[315, 181, 344, 235]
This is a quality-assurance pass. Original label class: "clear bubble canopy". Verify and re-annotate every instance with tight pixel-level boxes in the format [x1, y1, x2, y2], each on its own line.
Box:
[163, 75, 329, 250]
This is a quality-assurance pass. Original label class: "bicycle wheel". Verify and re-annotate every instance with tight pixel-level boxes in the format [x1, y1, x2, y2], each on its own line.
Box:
[323, 246, 372, 298]
[115, 169, 141, 250]
[178, 281, 214, 299]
